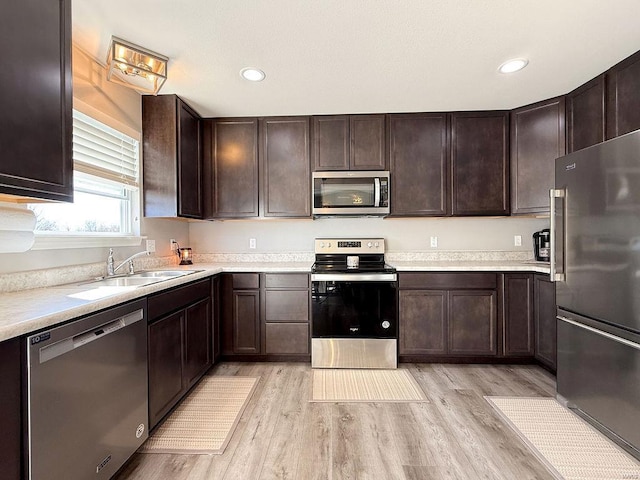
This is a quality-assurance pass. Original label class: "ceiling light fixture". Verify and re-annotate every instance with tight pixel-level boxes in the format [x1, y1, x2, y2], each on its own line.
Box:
[240, 67, 266, 82]
[106, 36, 169, 95]
[498, 58, 529, 74]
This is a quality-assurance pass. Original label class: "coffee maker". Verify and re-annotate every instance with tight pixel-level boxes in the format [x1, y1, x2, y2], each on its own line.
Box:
[533, 228, 551, 261]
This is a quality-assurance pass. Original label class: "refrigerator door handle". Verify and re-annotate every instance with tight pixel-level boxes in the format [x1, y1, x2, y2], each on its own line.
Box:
[557, 315, 640, 351]
[550, 188, 566, 282]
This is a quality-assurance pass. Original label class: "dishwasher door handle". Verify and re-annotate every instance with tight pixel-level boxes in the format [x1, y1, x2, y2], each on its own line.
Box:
[38, 309, 144, 364]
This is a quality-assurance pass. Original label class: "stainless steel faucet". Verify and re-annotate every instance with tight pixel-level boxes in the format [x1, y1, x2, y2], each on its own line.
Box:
[107, 248, 150, 276]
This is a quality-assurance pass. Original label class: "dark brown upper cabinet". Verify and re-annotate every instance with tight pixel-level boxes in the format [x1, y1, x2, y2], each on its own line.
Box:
[0, 0, 73, 202]
[313, 114, 386, 171]
[606, 50, 640, 140]
[142, 95, 203, 219]
[204, 118, 259, 218]
[566, 74, 606, 153]
[451, 111, 510, 216]
[260, 117, 311, 217]
[389, 113, 450, 216]
[510, 97, 566, 215]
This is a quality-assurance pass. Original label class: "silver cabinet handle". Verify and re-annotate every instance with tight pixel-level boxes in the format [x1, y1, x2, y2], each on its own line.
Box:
[550, 188, 565, 282]
[374, 177, 381, 207]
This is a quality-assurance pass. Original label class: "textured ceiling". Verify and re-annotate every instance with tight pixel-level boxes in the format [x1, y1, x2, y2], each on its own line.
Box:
[72, 0, 640, 118]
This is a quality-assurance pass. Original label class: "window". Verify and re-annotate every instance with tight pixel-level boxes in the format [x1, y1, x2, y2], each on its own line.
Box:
[29, 110, 141, 247]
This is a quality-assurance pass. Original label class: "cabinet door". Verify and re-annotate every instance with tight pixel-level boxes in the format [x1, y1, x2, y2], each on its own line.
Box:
[389, 113, 450, 216]
[148, 311, 184, 428]
[399, 290, 447, 355]
[503, 274, 534, 357]
[451, 112, 509, 215]
[313, 116, 349, 170]
[264, 290, 309, 322]
[0, 0, 72, 201]
[265, 323, 309, 354]
[511, 97, 566, 215]
[233, 290, 261, 354]
[206, 118, 259, 218]
[566, 75, 606, 153]
[534, 274, 557, 370]
[0, 338, 21, 480]
[178, 101, 203, 218]
[260, 117, 311, 217]
[449, 290, 497, 355]
[350, 114, 387, 170]
[184, 297, 212, 388]
[606, 51, 640, 139]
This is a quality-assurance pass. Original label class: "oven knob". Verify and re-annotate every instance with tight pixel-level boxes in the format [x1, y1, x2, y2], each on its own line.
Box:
[320, 242, 325, 248]
[367, 242, 373, 248]
[381, 320, 391, 329]
[327, 242, 332, 248]
[374, 242, 380, 248]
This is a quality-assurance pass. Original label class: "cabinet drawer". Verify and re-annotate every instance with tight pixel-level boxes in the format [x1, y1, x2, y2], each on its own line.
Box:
[399, 273, 497, 290]
[264, 273, 309, 289]
[265, 290, 309, 322]
[148, 278, 211, 320]
[232, 273, 260, 289]
[265, 323, 309, 354]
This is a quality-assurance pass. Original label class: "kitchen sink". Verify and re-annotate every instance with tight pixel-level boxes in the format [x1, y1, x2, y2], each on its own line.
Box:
[133, 270, 195, 278]
[78, 270, 202, 288]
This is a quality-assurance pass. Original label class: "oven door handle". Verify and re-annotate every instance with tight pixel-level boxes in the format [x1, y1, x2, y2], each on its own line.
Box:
[311, 273, 397, 282]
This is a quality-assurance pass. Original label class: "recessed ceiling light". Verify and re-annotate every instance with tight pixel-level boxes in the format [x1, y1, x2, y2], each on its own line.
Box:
[240, 67, 266, 82]
[498, 58, 529, 74]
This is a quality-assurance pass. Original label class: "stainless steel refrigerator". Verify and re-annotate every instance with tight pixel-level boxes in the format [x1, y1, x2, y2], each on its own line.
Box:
[552, 129, 640, 460]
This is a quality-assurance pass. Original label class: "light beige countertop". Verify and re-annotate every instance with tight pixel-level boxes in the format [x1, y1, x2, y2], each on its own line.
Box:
[0, 256, 549, 343]
[390, 260, 551, 274]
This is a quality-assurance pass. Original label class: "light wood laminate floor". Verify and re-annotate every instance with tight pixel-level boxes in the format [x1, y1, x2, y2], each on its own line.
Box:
[115, 363, 557, 480]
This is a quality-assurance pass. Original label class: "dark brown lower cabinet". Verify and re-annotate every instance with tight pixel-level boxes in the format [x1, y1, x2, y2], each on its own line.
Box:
[148, 311, 184, 428]
[398, 273, 498, 359]
[502, 274, 534, 357]
[398, 290, 447, 355]
[233, 290, 261, 354]
[0, 338, 21, 480]
[221, 273, 310, 359]
[534, 274, 557, 371]
[449, 290, 497, 355]
[148, 279, 212, 429]
[263, 274, 310, 356]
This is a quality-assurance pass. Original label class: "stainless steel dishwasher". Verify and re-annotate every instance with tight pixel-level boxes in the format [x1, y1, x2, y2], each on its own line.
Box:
[27, 299, 148, 480]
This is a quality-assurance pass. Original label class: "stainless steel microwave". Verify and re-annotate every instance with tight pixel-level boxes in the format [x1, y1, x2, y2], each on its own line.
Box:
[312, 171, 390, 216]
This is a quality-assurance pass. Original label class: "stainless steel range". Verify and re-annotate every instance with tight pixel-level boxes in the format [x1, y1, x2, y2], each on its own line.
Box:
[311, 238, 398, 369]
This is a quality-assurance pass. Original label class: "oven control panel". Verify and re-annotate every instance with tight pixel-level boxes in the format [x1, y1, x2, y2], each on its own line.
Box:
[315, 238, 385, 254]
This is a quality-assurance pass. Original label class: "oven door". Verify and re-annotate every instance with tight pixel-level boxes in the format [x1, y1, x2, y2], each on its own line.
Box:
[311, 274, 397, 368]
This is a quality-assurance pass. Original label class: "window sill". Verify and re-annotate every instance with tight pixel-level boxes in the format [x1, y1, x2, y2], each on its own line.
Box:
[31, 234, 143, 251]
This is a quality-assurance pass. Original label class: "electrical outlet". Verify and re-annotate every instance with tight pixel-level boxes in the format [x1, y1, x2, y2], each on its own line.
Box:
[170, 239, 178, 251]
[146, 239, 156, 253]
[514, 235, 522, 247]
[249, 238, 257, 249]
[430, 236, 438, 248]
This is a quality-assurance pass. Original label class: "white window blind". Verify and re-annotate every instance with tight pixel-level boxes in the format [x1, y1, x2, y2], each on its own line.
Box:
[72, 110, 139, 187]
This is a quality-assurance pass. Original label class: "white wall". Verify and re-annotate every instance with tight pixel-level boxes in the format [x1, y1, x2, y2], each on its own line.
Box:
[189, 216, 550, 254]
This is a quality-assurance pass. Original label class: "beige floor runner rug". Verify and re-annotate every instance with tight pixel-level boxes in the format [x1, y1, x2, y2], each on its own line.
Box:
[486, 396, 640, 480]
[311, 369, 428, 402]
[140, 376, 259, 455]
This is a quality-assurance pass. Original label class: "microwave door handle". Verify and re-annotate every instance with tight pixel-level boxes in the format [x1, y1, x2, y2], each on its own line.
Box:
[374, 178, 381, 207]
